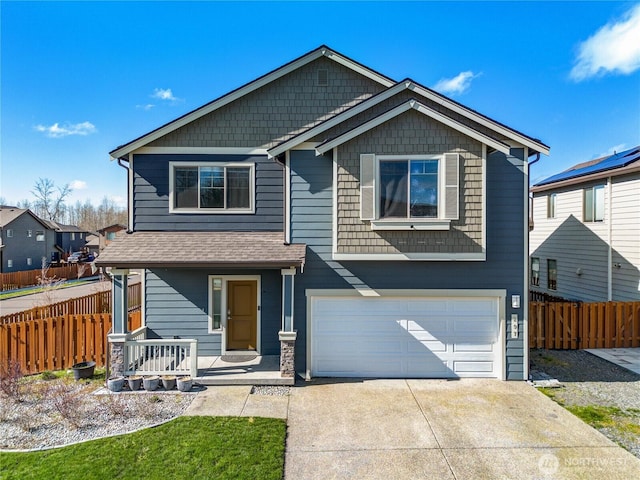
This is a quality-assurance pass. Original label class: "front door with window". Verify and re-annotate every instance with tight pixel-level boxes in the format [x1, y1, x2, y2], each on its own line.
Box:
[226, 280, 257, 350]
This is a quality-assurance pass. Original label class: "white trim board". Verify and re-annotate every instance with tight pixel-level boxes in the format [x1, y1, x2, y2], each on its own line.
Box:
[110, 46, 394, 159]
[316, 100, 511, 155]
[135, 147, 269, 156]
[332, 252, 486, 261]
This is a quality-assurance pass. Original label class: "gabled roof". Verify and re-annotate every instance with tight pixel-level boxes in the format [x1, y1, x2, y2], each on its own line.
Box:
[315, 99, 512, 155]
[109, 46, 395, 160]
[95, 231, 306, 268]
[268, 79, 549, 158]
[0, 207, 52, 230]
[532, 146, 640, 192]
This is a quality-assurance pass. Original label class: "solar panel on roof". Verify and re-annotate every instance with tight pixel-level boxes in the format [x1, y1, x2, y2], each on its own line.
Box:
[534, 146, 640, 186]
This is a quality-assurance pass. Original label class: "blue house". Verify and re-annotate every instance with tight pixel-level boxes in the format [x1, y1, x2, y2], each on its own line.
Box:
[97, 46, 549, 382]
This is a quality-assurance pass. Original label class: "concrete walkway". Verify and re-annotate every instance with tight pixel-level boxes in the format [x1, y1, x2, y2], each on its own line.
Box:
[587, 348, 640, 375]
[184, 379, 640, 479]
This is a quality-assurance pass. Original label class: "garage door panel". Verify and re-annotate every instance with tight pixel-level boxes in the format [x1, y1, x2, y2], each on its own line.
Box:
[311, 295, 500, 378]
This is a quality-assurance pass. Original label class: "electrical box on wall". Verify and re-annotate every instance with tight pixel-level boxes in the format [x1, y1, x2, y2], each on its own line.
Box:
[511, 314, 519, 339]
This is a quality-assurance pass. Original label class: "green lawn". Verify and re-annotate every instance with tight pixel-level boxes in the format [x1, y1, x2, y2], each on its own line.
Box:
[0, 416, 286, 480]
[0, 279, 96, 300]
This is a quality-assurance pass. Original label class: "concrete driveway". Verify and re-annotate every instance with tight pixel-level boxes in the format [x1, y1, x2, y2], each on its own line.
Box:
[284, 379, 640, 480]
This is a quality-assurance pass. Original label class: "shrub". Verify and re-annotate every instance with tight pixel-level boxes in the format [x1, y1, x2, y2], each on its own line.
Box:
[0, 359, 23, 401]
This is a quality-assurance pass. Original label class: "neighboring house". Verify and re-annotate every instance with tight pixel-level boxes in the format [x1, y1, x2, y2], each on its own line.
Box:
[97, 46, 549, 381]
[530, 146, 640, 302]
[97, 224, 127, 251]
[85, 233, 100, 255]
[45, 221, 91, 261]
[0, 206, 56, 273]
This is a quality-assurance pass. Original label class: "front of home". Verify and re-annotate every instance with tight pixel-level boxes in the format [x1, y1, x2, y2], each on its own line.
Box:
[530, 146, 640, 302]
[97, 46, 549, 382]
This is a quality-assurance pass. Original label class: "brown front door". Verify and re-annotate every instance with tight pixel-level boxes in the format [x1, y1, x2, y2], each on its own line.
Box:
[226, 280, 257, 350]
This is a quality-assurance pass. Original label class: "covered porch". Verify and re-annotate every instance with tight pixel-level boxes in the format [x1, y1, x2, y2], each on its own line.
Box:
[95, 231, 305, 385]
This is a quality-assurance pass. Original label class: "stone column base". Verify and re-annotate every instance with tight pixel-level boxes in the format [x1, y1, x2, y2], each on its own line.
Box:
[279, 331, 297, 378]
[109, 342, 125, 378]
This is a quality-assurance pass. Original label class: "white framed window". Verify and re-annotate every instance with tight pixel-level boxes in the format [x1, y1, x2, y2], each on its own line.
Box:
[27, 257, 32, 266]
[210, 277, 223, 331]
[27, 230, 33, 238]
[79, 233, 83, 239]
[6, 229, 13, 238]
[547, 193, 557, 218]
[547, 259, 557, 291]
[169, 162, 255, 214]
[71, 232, 76, 240]
[36, 230, 45, 242]
[584, 185, 604, 222]
[360, 153, 459, 230]
[531, 257, 540, 287]
[7, 259, 12, 268]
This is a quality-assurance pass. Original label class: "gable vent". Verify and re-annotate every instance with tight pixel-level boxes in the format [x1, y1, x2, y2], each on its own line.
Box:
[317, 69, 329, 86]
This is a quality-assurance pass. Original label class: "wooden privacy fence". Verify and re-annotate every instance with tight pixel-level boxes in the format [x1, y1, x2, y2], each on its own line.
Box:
[0, 311, 142, 374]
[0, 264, 94, 291]
[529, 301, 640, 349]
[0, 282, 141, 324]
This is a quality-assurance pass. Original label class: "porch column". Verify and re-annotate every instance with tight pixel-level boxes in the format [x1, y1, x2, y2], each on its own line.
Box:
[279, 268, 296, 378]
[108, 269, 129, 378]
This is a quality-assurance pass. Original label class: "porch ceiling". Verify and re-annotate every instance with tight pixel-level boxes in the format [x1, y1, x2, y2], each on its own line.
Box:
[95, 231, 306, 269]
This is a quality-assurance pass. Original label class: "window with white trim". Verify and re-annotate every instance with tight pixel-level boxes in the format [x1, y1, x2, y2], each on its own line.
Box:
[7, 259, 13, 268]
[531, 257, 540, 287]
[6, 229, 13, 238]
[547, 193, 557, 218]
[584, 185, 604, 222]
[36, 231, 45, 242]
[360, 153, 459, 230]
[210, 277, 223, 330]
[170, 162, 254, 213]
[27, 257, 32, 266]
[27, 230, 33, 238]
[71, 233, 76, 240]
[547, 259, 557, 291]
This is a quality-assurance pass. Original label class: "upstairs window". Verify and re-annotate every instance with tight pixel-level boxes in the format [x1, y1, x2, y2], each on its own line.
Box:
[36, 231, 45, 242]
[71, 232, 76, 240]
[170, 162, 254, 213]
[27, 230, 33, 237]
[360, 153, 459, 230]
[106, 232, 116, 240]
[584, 185, 604, 222]
[547, 193, 557, 218]
[6, 229, 13, 238]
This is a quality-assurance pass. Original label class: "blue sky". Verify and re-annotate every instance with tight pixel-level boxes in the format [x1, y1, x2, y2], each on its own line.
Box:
[2, 1, 639, 208]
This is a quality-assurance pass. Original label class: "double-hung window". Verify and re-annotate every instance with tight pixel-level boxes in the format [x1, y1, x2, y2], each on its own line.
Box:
[547, 259, 557, 291]
[584, 185, 604, 222]
[36, 231, 45, 242]
[360, 153, 459, 230]
[547, 193, 557, 218]
[531, 257, 540, 287]
[170, 162, 254, 213]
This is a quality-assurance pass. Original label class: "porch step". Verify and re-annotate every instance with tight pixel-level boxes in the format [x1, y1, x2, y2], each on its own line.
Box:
[195, 376, 294, 386]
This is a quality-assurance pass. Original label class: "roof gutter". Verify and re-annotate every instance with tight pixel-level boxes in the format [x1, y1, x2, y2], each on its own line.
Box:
[117, 157, 134, 234]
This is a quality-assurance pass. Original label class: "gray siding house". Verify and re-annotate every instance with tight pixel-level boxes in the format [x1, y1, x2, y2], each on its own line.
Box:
[98, 46, 549, 381]
[0, 206, 56, 273]
[530, 147, 640, 302]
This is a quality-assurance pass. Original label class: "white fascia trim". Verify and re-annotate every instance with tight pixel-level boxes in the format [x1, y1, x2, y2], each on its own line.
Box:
[306, 288, 507, 298]
[128, 154, 134, 231]
[332, 148, 339, 255]
[409, 84, 550, 156]
[316, 100, 511, 155]
[291, 142, 320, 150]
[267, 83, 407, 158]
[522, 147, 530, 380]
[332, 252, 486, 261]
[135, 147, 269, 156]
[111, 47, 394, 160]
[482, 144, 487, 255]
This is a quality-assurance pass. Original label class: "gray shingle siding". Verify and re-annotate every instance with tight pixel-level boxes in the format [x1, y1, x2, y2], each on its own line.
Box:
[144, 268, 282, 356]
[132, 154, 283, 231]
[290, 148, 527, 380]
[1, 214, 55, 272]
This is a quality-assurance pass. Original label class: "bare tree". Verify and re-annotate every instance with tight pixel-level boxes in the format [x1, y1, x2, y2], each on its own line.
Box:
[31, 178, 72, 221]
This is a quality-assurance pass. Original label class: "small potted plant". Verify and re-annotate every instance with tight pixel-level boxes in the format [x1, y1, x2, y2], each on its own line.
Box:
[127, 375, 143, 391]
[161, 375, 176, 390]
[107, 376, 125, 392]
[176, 376, 193, 392]
[143, 375, 160, 391]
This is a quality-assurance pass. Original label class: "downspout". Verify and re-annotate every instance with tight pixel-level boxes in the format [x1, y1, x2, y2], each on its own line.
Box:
[607, 176, 613, 300]
[117, 157, 133, 234]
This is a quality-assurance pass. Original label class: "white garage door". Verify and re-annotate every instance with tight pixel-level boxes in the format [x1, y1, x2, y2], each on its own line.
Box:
[310, 295, 501, 378]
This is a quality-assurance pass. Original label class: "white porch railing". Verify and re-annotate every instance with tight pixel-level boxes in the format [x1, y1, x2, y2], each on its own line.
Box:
[124, 331, 198, 378]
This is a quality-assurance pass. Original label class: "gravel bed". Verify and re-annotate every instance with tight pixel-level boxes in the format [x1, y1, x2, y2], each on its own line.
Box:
[530, 349, 640, 458]
[250, 385, 290, 396]
[0, 378, 195, 451]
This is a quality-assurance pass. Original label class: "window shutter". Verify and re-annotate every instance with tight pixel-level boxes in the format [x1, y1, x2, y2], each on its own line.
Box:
[360, 154, 376, 220]
[443, 153, 459, 220]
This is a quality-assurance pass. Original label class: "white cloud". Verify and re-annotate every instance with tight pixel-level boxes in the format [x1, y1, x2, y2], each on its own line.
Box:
[598, 143, 627, 157]
[152, 88, 178, 101]
[70, 180, 88, 190]
[109, 195, 127, 208]
[136, 104, 155, 111]
[432, 71, 480, 96]
[570, 4, 640, 81]
[35, 121, 97, 138]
